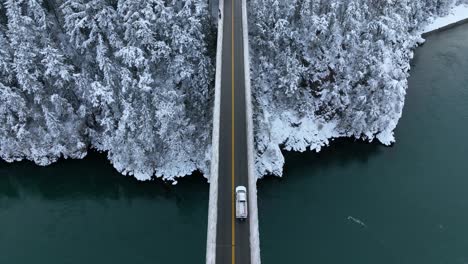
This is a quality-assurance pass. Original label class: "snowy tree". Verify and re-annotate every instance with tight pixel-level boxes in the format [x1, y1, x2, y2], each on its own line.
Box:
[0, 0, 215, 181]
[0, 0, 86, 165]
[249, 0, 465, 177]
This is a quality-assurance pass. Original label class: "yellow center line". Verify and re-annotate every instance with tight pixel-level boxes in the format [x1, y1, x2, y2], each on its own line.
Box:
[231, 0, 236, 264]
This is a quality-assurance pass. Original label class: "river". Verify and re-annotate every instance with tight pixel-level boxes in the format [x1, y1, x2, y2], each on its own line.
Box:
[258, 24, 468, 264]
[1, 22, 468, 264]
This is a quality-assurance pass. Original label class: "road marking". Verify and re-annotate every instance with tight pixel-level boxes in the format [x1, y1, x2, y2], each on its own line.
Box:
[231, 0, 235, 264]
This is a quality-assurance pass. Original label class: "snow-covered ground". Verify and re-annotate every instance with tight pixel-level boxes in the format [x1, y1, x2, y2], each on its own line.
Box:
[423, 4, 468, 33]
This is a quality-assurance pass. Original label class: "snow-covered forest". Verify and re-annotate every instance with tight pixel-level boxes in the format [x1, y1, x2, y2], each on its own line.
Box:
[0, 0, 215, 180]
[249, 0, 468, 177]
[2, 0, 468, 181]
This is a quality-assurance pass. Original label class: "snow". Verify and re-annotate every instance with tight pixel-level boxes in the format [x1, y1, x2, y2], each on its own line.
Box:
[249, 0, 468, 179]
[376, 129, 396, 146]
[0, 0, 215, 182]
[256, 110, 340, 177]
[241, 0, 261, 262]
[422, 4, 468, 33]
[3, 0, 468, 187]
[205, 0, 224, 262]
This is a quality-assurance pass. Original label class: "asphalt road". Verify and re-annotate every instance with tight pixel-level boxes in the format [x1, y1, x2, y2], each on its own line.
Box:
[215, 0, 251, 263]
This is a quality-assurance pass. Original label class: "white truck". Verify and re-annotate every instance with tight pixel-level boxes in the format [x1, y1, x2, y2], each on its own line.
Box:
[235, 186, 248, 220]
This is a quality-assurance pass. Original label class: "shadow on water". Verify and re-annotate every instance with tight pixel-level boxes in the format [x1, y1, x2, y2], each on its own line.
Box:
[0, 150, 209, 264]
[0, 150, 208, 204]
[259, 138, 383, 185]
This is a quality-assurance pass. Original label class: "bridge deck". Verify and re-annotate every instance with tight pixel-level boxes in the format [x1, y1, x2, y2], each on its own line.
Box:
[215, 0, 251, 263]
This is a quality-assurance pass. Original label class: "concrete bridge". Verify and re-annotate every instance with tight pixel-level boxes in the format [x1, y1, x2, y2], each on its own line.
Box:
[205, 0, 261, 263]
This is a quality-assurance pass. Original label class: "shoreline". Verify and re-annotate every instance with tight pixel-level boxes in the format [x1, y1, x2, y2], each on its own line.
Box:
[422, 17, 468, 37]
[421, 4, 468, 37]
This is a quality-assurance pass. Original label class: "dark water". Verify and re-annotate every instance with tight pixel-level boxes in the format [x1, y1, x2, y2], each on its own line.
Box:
[0, 152, 208, 264]
[259, 24, 468, 263]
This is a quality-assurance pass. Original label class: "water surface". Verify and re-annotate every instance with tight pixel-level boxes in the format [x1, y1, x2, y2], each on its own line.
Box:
[259, 24, 468, 264]
[0, 152, 208, 264]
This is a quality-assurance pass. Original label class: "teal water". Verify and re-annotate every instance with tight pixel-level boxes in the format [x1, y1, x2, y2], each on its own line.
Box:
[0, 152, 208, 264]
[259, 24, 468, 263]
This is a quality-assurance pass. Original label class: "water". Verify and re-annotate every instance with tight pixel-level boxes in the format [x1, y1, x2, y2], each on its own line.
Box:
[0, 152, 208, 264]
[258, 24, 468, 263]
[1, 22, 467, 264]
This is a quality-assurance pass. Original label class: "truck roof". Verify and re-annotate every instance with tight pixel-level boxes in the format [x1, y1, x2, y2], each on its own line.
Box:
[237, 192, 247, 201]
[236, 186, 247, 192]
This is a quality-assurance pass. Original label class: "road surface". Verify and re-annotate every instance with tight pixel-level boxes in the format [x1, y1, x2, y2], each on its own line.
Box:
[215, 0, 251, 263]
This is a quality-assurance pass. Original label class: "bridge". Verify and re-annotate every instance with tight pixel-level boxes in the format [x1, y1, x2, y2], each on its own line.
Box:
[205, 0, 261, 263]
